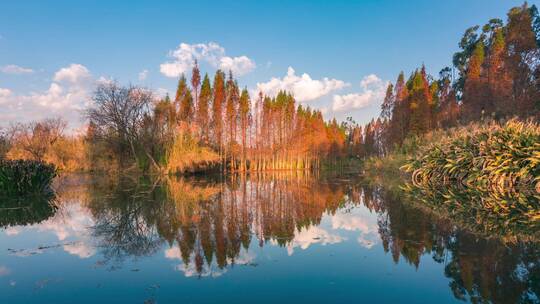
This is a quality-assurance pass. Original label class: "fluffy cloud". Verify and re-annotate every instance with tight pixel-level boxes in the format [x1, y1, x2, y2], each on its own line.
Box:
[256, 67, 348, 102]
[285, 225, 344, 256]
[53, 64, 90, 84]
[331, 211, 379, 249]
[332, 74, 386, 112]
[160, 42, 255, 77]
[0, 64, 94, 129]
[1, 64, 34, 74]
[4, 200, 96, 259]
[4, 227, 20, 236]
[138, 69, 148, 81]
[219, 56, 255, 76]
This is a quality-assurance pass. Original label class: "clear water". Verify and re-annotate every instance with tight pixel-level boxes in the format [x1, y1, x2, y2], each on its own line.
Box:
[0, 173, 538, 304]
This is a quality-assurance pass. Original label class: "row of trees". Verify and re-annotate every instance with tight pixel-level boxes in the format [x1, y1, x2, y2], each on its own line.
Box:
[351, 2, 540, 157]
[3, 3, 537, 172]
[166, 64, 348, 171]
[84, 61, 348, 173]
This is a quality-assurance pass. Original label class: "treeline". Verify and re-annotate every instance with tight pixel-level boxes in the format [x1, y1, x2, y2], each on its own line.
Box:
[158, 67, 347, 171]
[0, 76, 347, 174]
[2, 3, 538, 174]
[84, 64, 346, 173]
[349, 2, 540, 158]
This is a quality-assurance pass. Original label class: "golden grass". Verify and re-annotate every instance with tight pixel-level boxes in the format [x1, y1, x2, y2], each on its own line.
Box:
[165, 133, 220, 174]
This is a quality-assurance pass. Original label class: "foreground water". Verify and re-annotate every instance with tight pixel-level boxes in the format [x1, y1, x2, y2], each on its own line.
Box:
[0, 173, 538, 304]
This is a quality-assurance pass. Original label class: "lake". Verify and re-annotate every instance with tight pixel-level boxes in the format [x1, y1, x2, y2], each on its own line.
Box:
[0, 172, 538, 303]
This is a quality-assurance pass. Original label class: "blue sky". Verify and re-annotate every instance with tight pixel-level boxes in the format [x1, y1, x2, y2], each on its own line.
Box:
[0, 0, 533, 129]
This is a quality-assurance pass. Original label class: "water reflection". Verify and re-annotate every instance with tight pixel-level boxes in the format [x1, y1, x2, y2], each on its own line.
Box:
[0, 192, 56, 228]
[1, 173, 539, 303]
[86, 172, 349, 269]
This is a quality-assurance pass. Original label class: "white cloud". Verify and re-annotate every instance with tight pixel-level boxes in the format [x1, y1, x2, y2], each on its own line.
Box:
[332, 74, 386, 112]
[4, 227, 20, 236]
[3, 200, 96, 259]
[331, 211, 379, 249]
[360, 74, 381, 88]
[1, 64, 34, 74]
[256, 67, 348, 102]
[219, 56, 255, 76]
[0, 64, 95, 129]
[138, 69, 148, 81]
[63, 242, 95, 259]
[160, 42, 256, 78]
[286, 225, 344, 256]
[53, 64, 91, 84]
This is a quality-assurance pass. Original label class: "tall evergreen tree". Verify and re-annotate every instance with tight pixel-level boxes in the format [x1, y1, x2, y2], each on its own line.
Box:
[505, 3, 539, 117]
[197, 73, 211, 143]
[463, 40, 487, 120]
[239, 88, 251, 171]
[211, 70, 225, 151]
[408, 70, 431, 135]
[486, 28, 512, 116]
[191, 60, 201, 115]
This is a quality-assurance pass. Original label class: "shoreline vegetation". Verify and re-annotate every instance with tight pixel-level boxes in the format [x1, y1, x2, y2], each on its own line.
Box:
[364, 120, 540, 242]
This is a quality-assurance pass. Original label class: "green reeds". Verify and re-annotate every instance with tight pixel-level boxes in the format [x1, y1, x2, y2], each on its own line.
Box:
[401, 119, 540, 238]
[0, 159, 57, 196]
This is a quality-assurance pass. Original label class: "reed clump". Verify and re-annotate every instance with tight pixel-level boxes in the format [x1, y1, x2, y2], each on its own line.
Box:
[401, 119, 540, 234]
[165, 133, 220, 175]
[0, 159, 57, 196]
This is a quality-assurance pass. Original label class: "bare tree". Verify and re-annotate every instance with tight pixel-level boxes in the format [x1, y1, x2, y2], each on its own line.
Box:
[9, 118, 66, 160]
[86, 82, 155, 167]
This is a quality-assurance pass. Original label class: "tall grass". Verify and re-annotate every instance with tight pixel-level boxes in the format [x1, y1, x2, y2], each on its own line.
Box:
[165, 133, 220, 174]
[402, 120, 539, 195]
[0, 159, 57, 196]
[400, 120, 540, 237]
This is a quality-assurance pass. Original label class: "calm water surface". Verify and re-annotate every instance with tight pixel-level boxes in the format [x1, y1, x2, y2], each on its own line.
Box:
[0, 173, 538, 303]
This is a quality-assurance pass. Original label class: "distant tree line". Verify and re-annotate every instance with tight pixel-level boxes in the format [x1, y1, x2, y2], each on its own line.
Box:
[2, 2, 538, 173]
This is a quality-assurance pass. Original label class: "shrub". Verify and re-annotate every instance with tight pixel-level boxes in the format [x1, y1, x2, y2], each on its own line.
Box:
[0, 159, 57, 196]
[401, 119, 540, 237]
[165, 133, 220, 174]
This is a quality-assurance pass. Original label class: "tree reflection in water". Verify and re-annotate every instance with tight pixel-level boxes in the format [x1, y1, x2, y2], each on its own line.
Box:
[74, 172, 539, 303]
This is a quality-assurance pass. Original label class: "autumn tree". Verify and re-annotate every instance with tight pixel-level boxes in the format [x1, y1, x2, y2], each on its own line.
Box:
[191, 60, 201, 111]
[211, 70, 225, 153]
[8, 118, 66, 161]
[238, 88, 251, 171]
[86, 82, 154, 166]
[224, 71, 239, 170]
[505, 3, 539, 117]
[197, 74, 211, 143]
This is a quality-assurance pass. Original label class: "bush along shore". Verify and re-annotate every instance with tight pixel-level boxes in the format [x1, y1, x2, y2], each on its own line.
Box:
[0, 159, 57, 197]
[364, 120, 540, 241]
